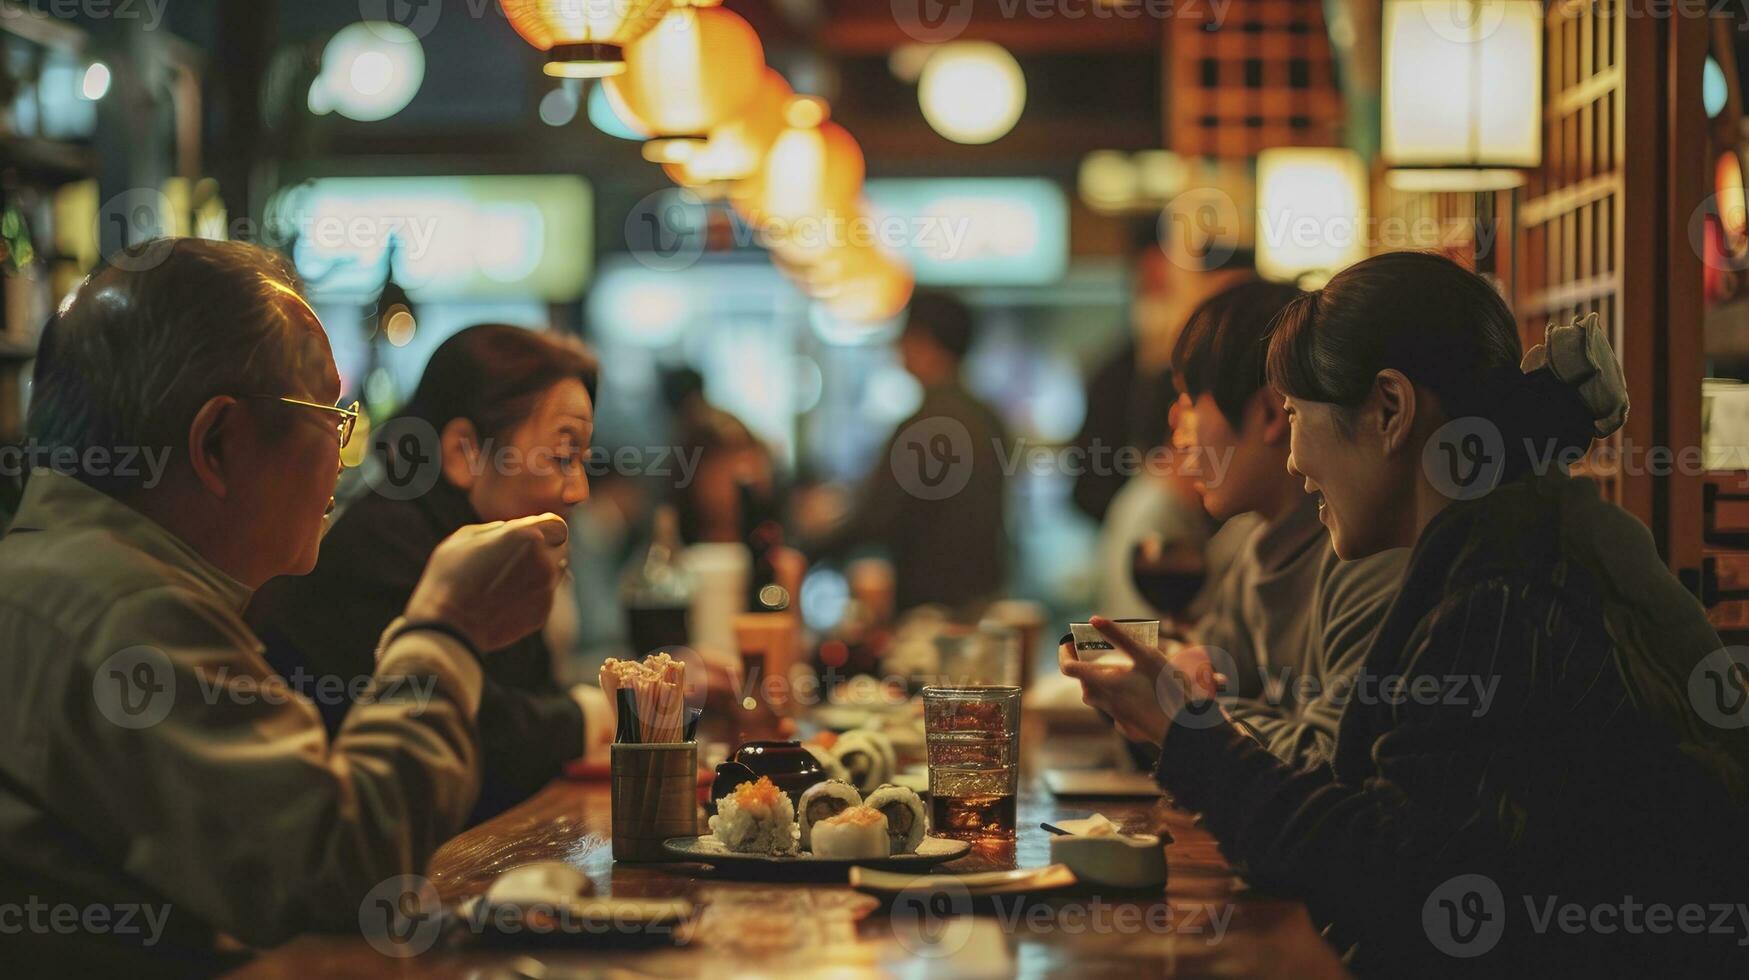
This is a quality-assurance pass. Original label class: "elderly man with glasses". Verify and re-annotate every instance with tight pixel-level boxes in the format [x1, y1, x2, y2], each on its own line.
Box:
[0, 239, 569, 975]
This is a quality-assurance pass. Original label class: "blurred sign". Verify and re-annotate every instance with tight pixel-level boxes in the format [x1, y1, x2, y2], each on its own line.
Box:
[863, 178, 1067, 286]
[271, 176, 593, 301]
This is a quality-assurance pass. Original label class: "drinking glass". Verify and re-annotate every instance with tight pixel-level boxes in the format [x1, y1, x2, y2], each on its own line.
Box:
[923, 685, 1021, 842]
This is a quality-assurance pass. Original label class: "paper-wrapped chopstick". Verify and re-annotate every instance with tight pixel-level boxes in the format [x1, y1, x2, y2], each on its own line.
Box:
[599, 653, 692, 743]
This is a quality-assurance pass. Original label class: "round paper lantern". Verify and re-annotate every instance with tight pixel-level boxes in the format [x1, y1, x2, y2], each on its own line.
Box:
[918, 41, 1025, 145]
[765, 202, 875, 291]
[736, 97, 864, 237]
[669, 68, 793, 188]
[604, 6, 765, 164]
[499, 0, 672, 78]
[826, 248, 914, 323]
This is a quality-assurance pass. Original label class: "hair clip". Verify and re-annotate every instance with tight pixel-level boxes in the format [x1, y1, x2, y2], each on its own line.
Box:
[1520, 311, 1629, 438]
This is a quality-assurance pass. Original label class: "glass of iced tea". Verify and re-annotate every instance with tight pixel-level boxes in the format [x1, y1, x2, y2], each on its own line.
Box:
[923, 685, 1021, 842]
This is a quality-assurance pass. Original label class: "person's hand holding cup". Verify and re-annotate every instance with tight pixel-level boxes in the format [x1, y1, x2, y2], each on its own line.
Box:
[1056, 616, 1196, 745]
[404, 513, 570, 653]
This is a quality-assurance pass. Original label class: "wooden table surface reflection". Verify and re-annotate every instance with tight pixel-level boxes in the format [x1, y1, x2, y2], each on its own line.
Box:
[226, 772, 1350, 979]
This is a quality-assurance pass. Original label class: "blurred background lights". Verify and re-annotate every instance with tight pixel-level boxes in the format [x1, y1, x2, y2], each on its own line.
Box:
[314, 22, 426, 123]
[887, 43, 932, 84]
[540, 81, 581, 127]
[918, 42, 1025, 145]
[79, 62, 110, 101]
[588, 82, 646, 140]
[1078, 151, 1139, 213]
[1706, 56, 1728, 119]
[383, 306, 416, 347]
[1255, 147, 1368, 286]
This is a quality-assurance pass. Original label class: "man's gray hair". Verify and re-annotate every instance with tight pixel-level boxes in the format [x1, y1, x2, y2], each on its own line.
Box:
[27, 238, 312, 490]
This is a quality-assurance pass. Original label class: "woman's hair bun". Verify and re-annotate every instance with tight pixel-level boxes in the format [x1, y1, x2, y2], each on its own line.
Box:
[1519, 312, 1629, 438]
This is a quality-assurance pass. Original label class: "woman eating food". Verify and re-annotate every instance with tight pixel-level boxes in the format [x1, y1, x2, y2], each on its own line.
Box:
[1061, 251, 1749, 975]
[248, 324, 611, 822]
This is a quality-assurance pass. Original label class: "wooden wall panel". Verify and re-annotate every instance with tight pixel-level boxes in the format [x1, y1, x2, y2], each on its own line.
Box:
[1167, 0, 1342, 157]
[1371, 2, 1708, 575]
[1519, 2, 1632, 510]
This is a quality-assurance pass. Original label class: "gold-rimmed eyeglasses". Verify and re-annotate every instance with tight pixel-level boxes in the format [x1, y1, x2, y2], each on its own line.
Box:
[248, 396, 361, 449]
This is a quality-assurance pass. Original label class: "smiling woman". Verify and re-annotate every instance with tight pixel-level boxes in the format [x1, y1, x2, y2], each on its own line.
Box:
[248, 323, 609, 823]
[1065, 251, 1749, 975]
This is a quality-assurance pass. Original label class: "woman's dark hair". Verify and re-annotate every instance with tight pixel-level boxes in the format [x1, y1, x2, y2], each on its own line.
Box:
[394, 324, 598, 444]
[1265, 251, 1596, 467]
[1171, 278, 1305, 427]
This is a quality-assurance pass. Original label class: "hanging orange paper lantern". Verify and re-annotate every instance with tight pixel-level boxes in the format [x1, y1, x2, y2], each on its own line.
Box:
[668, 68, 793, 189]
[825, 246, 915, 323]
[499, 0, 671, 78]
[761, 204, 866, 292]
[736, 96, 865, 239]
[604, 5, 765, 164]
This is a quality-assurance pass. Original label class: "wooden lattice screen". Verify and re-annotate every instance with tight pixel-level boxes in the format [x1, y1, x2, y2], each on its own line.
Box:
[1516, 3, 1634, 508]
[1371, 183, 1487, 270]
[1167, 0, 1342, 158]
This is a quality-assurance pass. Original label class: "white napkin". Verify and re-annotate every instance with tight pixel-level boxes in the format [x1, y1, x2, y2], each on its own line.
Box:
[1052, 813, 1121, 837]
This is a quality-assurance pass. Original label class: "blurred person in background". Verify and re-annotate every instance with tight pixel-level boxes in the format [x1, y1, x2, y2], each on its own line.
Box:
[564, 465, 648, 677]
[0, 241, 566, 976]
[249, 324, 611, 823]
[804, 289, 1008, 616]
[1168, 279, 1407, 767]
[1090, 400, 1213, 623]
[1071, 222, 1252, 523]
[663, 366, 777, 545]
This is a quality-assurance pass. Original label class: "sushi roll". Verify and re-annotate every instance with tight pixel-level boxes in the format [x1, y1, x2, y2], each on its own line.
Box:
[804, 743, 849, 785]
[707, 776, 797, 855]
[831, 730, 895, 795]
[798, 780, 862, 850]
[865, 784, 926, 854]
[809, 806, 891, 860]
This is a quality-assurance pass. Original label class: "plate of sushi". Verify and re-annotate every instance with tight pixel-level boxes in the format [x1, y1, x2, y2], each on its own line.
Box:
[664, 776, 969, 875]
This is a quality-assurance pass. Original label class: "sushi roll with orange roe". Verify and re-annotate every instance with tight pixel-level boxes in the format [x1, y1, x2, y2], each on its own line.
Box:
[707, 776, 798, 855]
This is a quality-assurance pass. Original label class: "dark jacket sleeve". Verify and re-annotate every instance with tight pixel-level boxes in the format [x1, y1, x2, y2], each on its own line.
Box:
[1152, 577, 1742, 974]
[469, 666, 584, 820]
[249, 495, 586, 824]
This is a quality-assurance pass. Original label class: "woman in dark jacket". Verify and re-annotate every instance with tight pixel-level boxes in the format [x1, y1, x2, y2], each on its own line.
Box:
[1064, 252, 1749, 975]
[248, 324, 606, 823]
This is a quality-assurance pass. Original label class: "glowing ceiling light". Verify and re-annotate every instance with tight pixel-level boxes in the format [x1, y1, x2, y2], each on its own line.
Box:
[1256, 147, 1369, 286]
[604, 5, 765, 164]
[1078, 151, 1137, 213]
[918, 42, 1025, 145]
[499, 0, 671, 78]
[668, 68, 793, 187]
[820, 244, 915, 323]
[1706, 56, 1729, 119]
[319, 22, 425, 122]
[1382, 0, 1541, 190]
[80, 62, 111, 101]
[736, 97, 864, 237]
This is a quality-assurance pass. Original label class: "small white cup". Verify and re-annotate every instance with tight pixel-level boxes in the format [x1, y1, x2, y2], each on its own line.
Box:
[1069, 619, 1160, 661]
